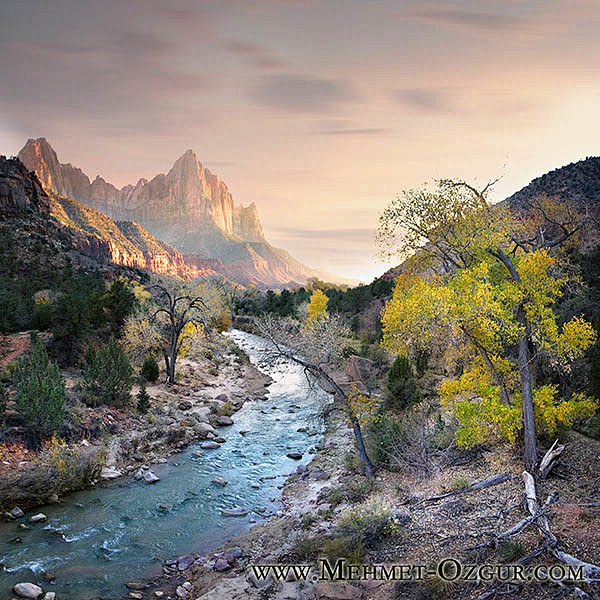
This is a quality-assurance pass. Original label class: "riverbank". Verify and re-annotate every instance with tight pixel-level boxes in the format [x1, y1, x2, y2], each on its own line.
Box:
[0, 334, 272, 514]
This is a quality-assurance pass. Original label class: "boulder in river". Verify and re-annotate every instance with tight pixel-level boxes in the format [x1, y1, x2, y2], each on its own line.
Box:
[201, 441, 220, 449]
[211, 478, 228, 487]
[13, 583, 44, 599]
[287, 452, 303, 460]
[221, 507, 248, 517]
[10, 506, 25, 518]
[216, 415, 233, 426]
[100, 467, 122, 480]
[29, 513, 47, 523]
[143, 470, 160, 484]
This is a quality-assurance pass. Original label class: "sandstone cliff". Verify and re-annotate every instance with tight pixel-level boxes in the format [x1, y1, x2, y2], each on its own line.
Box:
[17, 138, 341, 288]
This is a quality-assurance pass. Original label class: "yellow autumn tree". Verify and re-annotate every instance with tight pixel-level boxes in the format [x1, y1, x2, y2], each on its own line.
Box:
[378, 180, 597, 469]
[307, 288, 329, 325]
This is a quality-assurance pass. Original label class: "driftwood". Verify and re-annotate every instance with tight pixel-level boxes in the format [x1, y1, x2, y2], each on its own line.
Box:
[412, 473, 512, 507]
[538, 439, 565, 479]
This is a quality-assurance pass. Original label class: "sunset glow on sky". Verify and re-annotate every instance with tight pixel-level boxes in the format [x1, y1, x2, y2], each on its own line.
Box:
[1, 0, 599, 282]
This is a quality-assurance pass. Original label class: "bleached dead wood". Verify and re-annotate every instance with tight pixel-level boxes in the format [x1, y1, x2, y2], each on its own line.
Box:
[538, 439, 565, 479]
[412, 473, 512, 507]
[522, 470, 600, 586]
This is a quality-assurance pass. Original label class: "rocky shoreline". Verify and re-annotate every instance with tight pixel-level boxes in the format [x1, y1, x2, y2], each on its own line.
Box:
[0, 341, 272, 515]
[126, 388, 354, 600]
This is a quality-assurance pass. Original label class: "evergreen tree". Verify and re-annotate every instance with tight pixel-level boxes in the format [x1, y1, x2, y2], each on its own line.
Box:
[81, 337, 134, 408]
[136, 380, 151, 414]
[12, 333, 65, 448]
[386, 354, 419, 410]
[140, 355, 160, 383]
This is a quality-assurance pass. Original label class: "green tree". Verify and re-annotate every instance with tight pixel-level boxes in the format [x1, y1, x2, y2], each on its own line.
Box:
[81, 337, 134, 408]
[102, 279, 137, 338]
[12, 334, 65, 448]
[386, 354, 419, 410]
[140, 355, 160, 383]
[136, 380, 151, 414]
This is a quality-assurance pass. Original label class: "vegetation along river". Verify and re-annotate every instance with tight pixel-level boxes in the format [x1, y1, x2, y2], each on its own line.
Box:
[0, 330, 331, 599]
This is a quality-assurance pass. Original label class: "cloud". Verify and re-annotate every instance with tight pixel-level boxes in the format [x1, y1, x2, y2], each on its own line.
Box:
[252, 74, 356, 112]
[405, 6, 525, 31]
[391, 88, 455, 112]
[310, 127, 391, 136]
[224, 40, 288, 69]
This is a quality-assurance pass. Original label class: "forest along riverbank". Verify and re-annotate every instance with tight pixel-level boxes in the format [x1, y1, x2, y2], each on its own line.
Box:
[0, 330, 332, 600]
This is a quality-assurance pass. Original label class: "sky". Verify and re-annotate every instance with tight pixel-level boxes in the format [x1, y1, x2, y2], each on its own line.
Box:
[1, 0, 599, 283]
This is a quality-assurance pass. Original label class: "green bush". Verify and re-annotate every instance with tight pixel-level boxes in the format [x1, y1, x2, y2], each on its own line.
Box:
[31, 302, 53, 331]
[80, 337, 133, 408]
[140, 355, 160, 383]
[414, 350, 429, 378]
[337, 502, 394, 546]
[368, 410, 406, 468]
[321, 537, 365, 564]
[136, 380, 151, 414]
[327, 487, 345, 507]
[12, 334, 65, 447]
[0, 382, 7, 420]
[346, 476, 375, 503]
[386, 354, 419, 410]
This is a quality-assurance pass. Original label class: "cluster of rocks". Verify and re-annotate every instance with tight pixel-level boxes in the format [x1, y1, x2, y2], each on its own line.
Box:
[11, 583, 55, 600]
[163, 546, 244, 578]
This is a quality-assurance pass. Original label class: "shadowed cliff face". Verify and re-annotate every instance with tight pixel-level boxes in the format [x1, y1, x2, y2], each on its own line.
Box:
[17, 138, 338, 287]
[0, 155, 227, 280]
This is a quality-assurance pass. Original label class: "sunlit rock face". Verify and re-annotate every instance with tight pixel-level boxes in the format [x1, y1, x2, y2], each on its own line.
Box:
[18, 138, 333, 288]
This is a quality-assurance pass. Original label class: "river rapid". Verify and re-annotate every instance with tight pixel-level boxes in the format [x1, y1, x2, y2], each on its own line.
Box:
[0, 330, 331, 599]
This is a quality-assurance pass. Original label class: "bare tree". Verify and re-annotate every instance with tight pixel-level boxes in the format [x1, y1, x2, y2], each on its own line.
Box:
[150, 279, 225, 384]
[256, 314, 374, 478]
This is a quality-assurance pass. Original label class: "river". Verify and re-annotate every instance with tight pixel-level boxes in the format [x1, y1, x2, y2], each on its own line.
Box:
[0, 330, 331, 598]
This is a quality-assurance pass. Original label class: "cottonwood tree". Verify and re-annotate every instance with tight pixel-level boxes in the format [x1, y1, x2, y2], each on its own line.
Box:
[124, 279, 228, 384]
[256, 313, 375, 478]
[377, 180, 597, 471]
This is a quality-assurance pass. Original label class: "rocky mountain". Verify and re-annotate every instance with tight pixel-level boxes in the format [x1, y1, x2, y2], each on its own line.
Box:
[0, 155, 224, 279]
[18, 138, 346, 288]
[505, 156, 600, 212]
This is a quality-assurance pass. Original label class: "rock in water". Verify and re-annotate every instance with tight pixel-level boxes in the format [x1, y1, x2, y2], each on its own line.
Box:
[211, 478, 228, 487]
[201, 441, 220, 449]
[29, 513, 47, 523]
[287, 452, 303, 460]
[10, 506, 25, 518]
[221, 507, 248, 517]
[143, 470, 160, 484]
[100, 467, 122, 480]
[216, 416, 234, 426]
[13, 583, 44, 599]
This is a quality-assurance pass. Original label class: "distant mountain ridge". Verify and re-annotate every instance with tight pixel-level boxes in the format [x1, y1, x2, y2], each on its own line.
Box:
[18, 138, 352, 287]
[0, 154, 224, 279]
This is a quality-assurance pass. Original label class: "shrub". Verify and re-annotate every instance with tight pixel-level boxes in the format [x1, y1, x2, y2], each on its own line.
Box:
[414, 350, 429, 378]
[327, 487, 345, 507]
[450, 476, 470, 491]
[499, 540, 528, 562]
[337, 502, 396, 547]
[140, 355, 160, 383]
[0, 382, 7, 420]
[343, 451, 363, 473]
[136, 380, 151, 414]
[386, 354, 419, 410]
[301, 512, 317, 529]
[346, 477, 375, 503]
[31, 302, 53, 331]
[321, 537, 365, 564]
[217, 401, 233, 417]
[12, 334, 65, 448]
[80, 337, 133, 408]
[290, 533, 324, 560]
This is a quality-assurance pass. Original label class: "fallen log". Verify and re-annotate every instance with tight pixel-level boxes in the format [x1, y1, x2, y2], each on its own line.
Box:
[538, 439, 565, 479]
[412, 473, 513, 507]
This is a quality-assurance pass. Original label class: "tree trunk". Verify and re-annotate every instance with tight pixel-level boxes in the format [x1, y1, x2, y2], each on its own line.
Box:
[517, 305, 537, 471]
[318, 368, 374, 478]
[496, 249, 537, 471]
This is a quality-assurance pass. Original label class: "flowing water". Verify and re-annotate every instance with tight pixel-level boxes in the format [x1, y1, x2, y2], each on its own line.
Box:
[0, 330, 331, 598]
